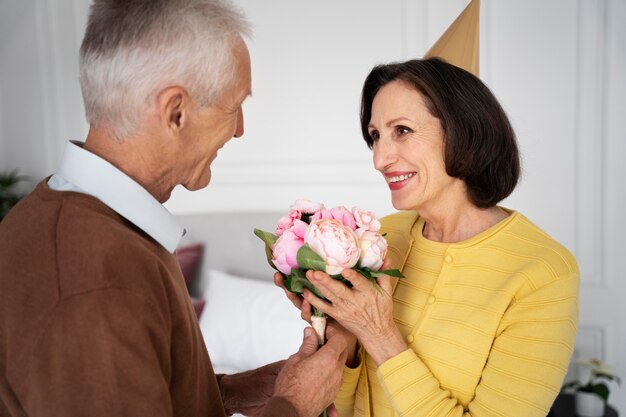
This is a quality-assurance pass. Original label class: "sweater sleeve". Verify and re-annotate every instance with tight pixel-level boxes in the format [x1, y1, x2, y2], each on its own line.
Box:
[375, 273, 579, 417]
[22, 288, 174, 417]
[334, 348, 365, 417]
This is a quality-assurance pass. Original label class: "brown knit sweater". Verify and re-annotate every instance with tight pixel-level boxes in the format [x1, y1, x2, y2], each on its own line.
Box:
[0, 181, 297, 417]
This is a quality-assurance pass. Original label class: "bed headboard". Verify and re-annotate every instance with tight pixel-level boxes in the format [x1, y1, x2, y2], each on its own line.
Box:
[174, 212, 283, 282]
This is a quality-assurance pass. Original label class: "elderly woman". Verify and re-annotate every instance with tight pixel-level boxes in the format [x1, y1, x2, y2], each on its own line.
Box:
[277, 57, 579, 417]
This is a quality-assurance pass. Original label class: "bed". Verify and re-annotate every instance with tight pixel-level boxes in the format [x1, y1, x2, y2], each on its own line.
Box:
[174, 212, 306, 378]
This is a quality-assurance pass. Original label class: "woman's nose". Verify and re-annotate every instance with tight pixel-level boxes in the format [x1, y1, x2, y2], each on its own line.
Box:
[373, 139, 397, 172]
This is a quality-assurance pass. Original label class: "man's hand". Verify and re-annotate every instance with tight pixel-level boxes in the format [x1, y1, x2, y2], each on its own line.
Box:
[272, 326, 348, 417]
[219, 360, 285, 416]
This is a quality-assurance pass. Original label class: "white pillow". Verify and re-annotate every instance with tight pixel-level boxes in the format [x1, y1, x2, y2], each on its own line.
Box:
[198, 268, 305, 374]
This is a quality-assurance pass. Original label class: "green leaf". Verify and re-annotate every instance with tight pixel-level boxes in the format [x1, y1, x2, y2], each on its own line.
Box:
[283, 269, 307, 293]
[561, 381, 581, 390]
[296, 244, 327, 271]
[0, 170, 27, 221]
[596, 373, 622, 385]
[590, 383, 610, 402]
[359, 269, 373, 280]
[353, 268, 383, 294]
[0, 170, 26, 189]
[254, 228, 278, 247]
[253, 229, 278, 271]
[284, 269, 325, 299]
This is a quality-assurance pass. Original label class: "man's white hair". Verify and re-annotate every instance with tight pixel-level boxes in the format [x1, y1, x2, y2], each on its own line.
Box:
[79, 0, 251, 140]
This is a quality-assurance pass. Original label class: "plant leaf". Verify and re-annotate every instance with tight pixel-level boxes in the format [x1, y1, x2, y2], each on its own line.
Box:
[253, 228, 278, 271]
[284, 269, 325, 299]
[296, 244, 327, 271]
[590, 383, 610, 402]
[0, 170, 25, 189]
[596, 373, 621, 385]
[353, 268, 383, 294]
[359, 268, 373, 280]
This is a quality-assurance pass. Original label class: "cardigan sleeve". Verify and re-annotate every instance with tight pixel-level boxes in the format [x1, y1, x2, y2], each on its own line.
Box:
[334, 348, 365, 417]
[375, 273, 579, 417]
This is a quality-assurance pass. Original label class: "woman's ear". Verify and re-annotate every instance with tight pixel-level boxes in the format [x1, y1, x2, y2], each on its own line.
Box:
[158, 86, 189, 134]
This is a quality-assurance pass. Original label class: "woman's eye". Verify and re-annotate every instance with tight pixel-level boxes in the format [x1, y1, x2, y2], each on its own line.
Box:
[396, 125, 412, 135]
[369, 130, 380, 141]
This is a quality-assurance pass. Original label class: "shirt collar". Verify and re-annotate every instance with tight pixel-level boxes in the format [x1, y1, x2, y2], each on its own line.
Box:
[55, 141, 185, 253]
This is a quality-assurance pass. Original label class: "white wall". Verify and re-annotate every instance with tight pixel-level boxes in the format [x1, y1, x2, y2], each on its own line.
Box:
[1, 0, 625, 412]
[0, 91, 4, 169]
[0, 0, 88, 181]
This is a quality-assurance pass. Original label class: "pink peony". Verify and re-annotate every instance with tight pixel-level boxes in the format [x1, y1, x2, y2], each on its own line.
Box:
[355, 229, 387, 271]
[272, 220, 308, 275]
[352, 207, 381, 232]
[276, 209, 301, 236]
[290, 199, 325, 214]
[290, 219, 309, 238]
[304, 219, 360, 275]
[311, 206, 357, 230]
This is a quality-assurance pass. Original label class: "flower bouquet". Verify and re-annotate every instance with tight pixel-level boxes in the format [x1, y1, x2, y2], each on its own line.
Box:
[254, 199, 404, 345]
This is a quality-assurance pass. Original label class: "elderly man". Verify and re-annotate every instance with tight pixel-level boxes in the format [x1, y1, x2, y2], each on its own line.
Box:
[0, 1, 347, 416]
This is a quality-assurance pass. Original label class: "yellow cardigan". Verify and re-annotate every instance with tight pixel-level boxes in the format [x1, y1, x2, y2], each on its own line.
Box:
[334, 210, 579, 417]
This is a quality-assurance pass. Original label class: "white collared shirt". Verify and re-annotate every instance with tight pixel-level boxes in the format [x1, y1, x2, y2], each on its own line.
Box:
[48, 141, 185, 253]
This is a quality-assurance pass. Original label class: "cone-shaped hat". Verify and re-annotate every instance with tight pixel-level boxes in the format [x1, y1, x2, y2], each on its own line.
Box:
[424, 0, 480, 76]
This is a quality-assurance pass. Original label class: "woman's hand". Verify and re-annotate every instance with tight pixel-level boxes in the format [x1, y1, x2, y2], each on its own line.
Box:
[275, 272, 359, 366]
[302, 268, 407, 367]
[274, 272, 315, 323]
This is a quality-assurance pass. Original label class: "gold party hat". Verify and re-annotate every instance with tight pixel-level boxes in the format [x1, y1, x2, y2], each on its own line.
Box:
[424, 0, 480, 76]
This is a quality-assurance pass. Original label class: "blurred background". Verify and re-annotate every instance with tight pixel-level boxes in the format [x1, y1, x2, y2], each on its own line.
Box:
[1, 0, 624, 413]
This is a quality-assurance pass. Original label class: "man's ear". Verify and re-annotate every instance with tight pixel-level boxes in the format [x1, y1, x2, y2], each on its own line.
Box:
[158, 86, 189, 134]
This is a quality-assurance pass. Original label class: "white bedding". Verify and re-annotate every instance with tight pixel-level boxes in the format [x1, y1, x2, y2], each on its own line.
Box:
[198, 268, 305, 374]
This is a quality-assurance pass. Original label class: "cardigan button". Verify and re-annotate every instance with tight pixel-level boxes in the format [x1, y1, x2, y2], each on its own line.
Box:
[428, 295, 436, 304]
[444, 255, 453, 264]
[406, 334, 414, 343]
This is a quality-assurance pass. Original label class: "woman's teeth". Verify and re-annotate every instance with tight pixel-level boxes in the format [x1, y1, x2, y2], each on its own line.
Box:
[387, 173, 415, 183]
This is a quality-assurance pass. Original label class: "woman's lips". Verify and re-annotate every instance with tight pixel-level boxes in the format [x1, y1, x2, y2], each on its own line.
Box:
[384, 171, 416, 191]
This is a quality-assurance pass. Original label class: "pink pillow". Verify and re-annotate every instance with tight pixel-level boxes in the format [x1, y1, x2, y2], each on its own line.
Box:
[176, 243, 204, 289]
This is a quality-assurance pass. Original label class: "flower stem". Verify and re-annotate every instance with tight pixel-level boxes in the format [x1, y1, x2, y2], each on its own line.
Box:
[311, 308, 327, 346]
[311, 308, 329, 417]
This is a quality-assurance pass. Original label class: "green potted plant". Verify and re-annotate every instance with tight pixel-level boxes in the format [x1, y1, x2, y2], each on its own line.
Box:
[562, 358, 621, 417]
[0, 170, 26, 221]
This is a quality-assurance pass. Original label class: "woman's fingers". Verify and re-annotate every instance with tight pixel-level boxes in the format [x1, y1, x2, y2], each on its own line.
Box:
[302, 288, 334, 316]
[274, 272, 304, 310]
[306, 270, 350, 303]
[300, 298, 313, 323]
[377, 273, 394, 295]
[381, 258, 392, 270]
[340, 268, 374, 292]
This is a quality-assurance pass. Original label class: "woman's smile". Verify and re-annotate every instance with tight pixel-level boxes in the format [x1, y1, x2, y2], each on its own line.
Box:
[384, 171, 416, 190]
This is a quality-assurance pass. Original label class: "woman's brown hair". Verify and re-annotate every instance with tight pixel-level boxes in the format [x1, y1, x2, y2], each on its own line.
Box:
[360, 57, 520, 208]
